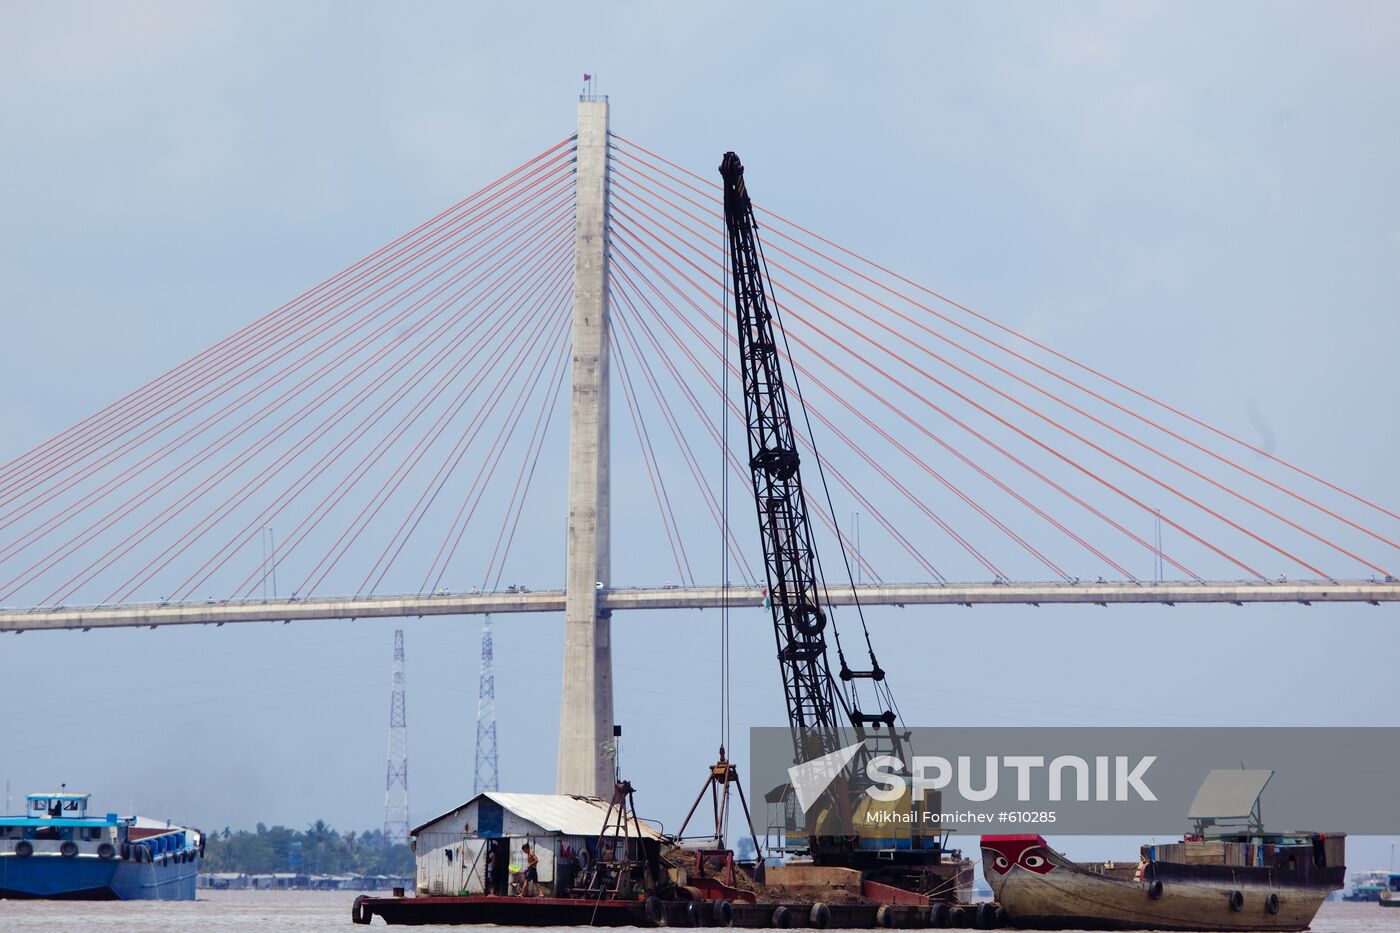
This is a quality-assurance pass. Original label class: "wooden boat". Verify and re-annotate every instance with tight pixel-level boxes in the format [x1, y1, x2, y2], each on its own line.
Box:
[981, 832, 1343, 931]
[981, 770, 1344, 930]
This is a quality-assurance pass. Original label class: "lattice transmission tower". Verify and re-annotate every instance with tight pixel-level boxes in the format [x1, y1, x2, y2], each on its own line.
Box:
[383, 629, 410, 845]
[474, 615, 499, 794]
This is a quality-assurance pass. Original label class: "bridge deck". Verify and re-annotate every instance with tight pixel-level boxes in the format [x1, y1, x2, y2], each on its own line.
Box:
[1, 581, 1395, 632]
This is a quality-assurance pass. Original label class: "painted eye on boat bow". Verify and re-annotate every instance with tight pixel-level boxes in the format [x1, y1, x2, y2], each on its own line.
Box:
[1019, 851, 1054, 874]
[982, 838, 1056, 875]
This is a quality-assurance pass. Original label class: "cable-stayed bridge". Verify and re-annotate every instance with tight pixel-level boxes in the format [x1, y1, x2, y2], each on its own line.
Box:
[2, 98, 1396, 794]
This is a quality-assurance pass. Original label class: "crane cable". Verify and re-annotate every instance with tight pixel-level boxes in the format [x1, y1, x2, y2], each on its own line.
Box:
[719, 196, 732, 756]
[752, 210, 904, 728]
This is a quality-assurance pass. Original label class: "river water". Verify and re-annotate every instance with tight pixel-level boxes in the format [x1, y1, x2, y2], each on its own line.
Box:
[2, 890, 1397, 931]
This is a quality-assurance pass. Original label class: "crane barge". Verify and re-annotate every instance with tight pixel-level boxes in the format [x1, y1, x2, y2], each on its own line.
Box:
[351, 151, 988, 929]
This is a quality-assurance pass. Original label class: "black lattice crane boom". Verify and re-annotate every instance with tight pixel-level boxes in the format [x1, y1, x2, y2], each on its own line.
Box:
[720, 152, 956, 888]
[722, 153, 844, 746]
[720, 151, 896, 746]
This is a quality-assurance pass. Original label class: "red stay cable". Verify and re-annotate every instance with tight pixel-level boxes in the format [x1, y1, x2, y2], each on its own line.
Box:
[610, 172, 1153, 579]
[185, 242, 579, 604]
[423, 293, 579, 594]
[0, 135, 577, 493]
[360, 295, 581, 595]
[481, 333, 576, 593]
[324, 280, 576, 597]
[611, 134, 1400, 530]
[613, 193, 1323, 581]
[610, 265, 899, 584]
[604, 279, 758, 585]
[610, 219, 1194, 581]
[0, 192, 576, 591]
[611, 326, 694, 587]
[613, 211, 1200, 580]
[231, 276, 575, 603]
[612, 261, 886, 587]
[615, 242, 984, 583]
[0, 155, 576, 528]
[0, 169, 577, 544]
[43, 226, 578, 606]
[610, 165, 1394, 577]
[620, 272, 936, 583]
[613, 292, 879, 587]
[0, 146, 578, 506]
[612, 215, 1110, 582]
[245, 249, 577, 601]
[356, 264, 578, 596]
[611, 298, 771, 584]
[611, 257, 948, 584]
[614, 190, 1098, 579]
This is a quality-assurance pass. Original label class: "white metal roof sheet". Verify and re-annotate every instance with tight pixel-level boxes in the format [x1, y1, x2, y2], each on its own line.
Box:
[485, 792, 666, 840]
[413, 792, 665, 840]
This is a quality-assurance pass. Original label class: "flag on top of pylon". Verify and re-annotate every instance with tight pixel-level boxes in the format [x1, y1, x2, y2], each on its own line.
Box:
[583, 73, 591, 81]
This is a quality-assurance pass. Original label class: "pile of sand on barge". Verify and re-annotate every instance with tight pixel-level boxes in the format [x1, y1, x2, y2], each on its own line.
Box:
[662, 848, 877, 906]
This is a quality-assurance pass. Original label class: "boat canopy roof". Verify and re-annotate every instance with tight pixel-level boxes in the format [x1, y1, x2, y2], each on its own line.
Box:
[1188, 769, 1273, 820]
[26, 792, 91, 801]
[0, 814, 121, 828]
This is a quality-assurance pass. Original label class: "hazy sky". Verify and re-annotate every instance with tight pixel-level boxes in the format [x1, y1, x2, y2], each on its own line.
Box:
[2, 0, 1398, 865]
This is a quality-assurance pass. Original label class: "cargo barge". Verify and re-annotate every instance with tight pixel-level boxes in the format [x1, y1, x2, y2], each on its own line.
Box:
[0, 790, 203, 900]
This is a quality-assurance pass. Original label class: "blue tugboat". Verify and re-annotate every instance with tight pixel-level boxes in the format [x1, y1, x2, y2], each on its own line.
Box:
[0, 790, 203, 900]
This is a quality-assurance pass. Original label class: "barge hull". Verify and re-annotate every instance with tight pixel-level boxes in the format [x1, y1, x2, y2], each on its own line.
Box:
[0, 854, 197, 901]
[356, 894, 992, 927]
[359, 895, 649, 926]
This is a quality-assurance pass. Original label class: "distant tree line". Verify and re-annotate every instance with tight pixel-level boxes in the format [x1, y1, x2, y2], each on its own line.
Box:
[202, 820, 413, 875]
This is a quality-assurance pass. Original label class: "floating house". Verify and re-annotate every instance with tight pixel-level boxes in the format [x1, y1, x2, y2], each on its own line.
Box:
[198, 871, 250, 890]
[410, 792, 665, 897]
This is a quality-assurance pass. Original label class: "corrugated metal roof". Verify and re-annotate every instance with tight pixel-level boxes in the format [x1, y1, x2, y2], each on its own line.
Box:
[413, 792, 666, 840]
[487, 792, 666, 839]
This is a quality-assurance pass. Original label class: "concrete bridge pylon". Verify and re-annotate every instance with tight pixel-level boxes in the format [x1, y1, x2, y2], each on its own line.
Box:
[556, 96, 614, 797]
